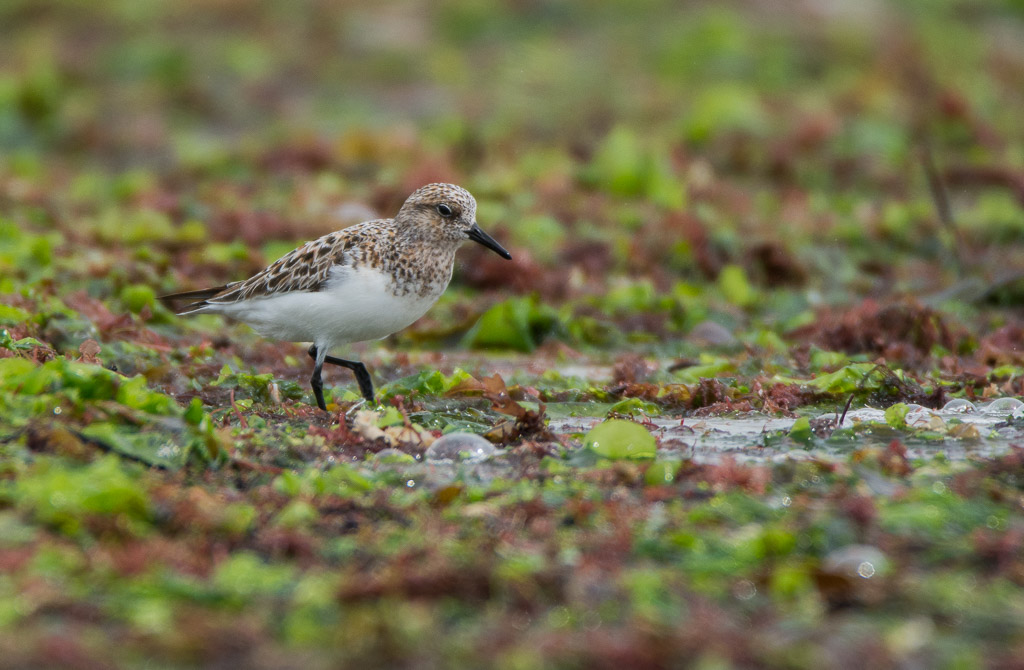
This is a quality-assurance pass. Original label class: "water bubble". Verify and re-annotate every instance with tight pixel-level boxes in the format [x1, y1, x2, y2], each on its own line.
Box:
[733, 579, 757, 600]
[941, 399, 977, 414]
[405, 479, 416, 488]
[980, 397, 1024, 416]
[53, 407, 62, 415]
[582, 610, 603, 630]
[548, 607, 572, 627]
[425, 433, 497, 463]
[782, 496, 792, 507]
[856, 561, 876, 579]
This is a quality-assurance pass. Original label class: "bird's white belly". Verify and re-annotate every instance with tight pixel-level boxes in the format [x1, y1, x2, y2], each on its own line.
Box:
[213, 265, 444, 348]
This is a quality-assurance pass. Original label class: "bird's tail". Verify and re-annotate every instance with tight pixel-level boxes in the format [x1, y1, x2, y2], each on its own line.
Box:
[159, 285, 229, 315]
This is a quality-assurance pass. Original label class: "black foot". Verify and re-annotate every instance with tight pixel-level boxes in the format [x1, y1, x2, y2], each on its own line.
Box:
[307, 345, 375, 408]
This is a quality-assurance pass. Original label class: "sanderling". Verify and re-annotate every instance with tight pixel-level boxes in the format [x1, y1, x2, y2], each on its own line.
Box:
[161, 183, 511, 411]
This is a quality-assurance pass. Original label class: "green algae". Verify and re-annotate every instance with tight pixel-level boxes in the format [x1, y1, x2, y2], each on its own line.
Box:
[0, 357, 219, 468]
[584, 419, 658, 460]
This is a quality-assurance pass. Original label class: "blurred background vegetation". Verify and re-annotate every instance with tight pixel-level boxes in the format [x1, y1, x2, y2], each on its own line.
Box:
[2, 0, 1024, 363]
[4, 1, 1023, 255]
[4, 0, 1024, 156]
[4, 0, 1024, 316]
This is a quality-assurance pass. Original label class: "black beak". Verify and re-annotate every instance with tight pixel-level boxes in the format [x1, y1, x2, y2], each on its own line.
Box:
[466, 223, 512, 260]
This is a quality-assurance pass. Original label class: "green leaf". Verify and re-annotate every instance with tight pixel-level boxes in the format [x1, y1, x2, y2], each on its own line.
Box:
[274, 500, 317, 528]
[645, 460, 682, 485]
[60, 361, 121, 400]
[184, 397, 205, 425]
[117, 374, 178, 414]
[772, 363, 882, 395]
[213, 552, 297, 600]
[462, 296, 559, 353]
[586, 125, 648, 196]
[79, 422, 191, 469]
[211, 367, 276, 402]
[376, 406, 405, 427]
[0, 330, 45, 352]
[788, 416, 812, 443]
[608, 397, 660, 416]
[14, 456, 152, 536]
[718, 264, 755, 308]
[585, 419, 657, 460]
[885, 403, 910, 428]
[120, 284, 157, 314]
[380, 367, 475, 399]
[683, 83, 765, 143]
[809, 348, 848, 371]
[0, 358, 62, 394]
[671, 356, 735, 384]
[0, 357, 40, 388]
[0, 304, 31, 325]
[803, 363, 879, 393]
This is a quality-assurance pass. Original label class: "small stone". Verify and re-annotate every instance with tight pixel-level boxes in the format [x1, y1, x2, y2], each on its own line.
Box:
[425, 432, 496, 463]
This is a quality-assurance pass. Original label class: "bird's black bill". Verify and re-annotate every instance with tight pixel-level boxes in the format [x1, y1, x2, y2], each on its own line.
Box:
[467, 223, 512, 260]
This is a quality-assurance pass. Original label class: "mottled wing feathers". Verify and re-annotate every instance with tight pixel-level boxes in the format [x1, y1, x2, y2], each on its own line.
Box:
[163, 221, 395, 313]
[208, 231, 349, 303]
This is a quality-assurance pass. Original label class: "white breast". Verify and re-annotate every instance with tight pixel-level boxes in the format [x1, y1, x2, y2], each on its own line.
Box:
[209, 265, 446, 349]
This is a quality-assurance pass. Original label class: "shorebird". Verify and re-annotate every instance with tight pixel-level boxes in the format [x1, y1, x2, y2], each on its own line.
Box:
[161, 183, 511, 411]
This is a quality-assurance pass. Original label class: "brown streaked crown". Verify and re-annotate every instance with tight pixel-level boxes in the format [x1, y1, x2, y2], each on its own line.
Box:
[396, 183, 477, 240]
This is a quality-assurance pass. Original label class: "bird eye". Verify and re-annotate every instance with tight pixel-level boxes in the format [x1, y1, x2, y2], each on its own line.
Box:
[436, 204, 453, 217]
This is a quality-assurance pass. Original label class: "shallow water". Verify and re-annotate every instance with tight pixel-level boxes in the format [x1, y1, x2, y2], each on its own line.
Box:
[548, 398, 1024, 463]
[386, 399, 1024, 493]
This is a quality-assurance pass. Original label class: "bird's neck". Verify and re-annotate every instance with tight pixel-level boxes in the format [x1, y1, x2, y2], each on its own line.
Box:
[383, 226, 458, 298]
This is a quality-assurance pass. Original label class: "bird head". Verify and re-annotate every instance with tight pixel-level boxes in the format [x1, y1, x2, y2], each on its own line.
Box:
[398, 183, 512, 260]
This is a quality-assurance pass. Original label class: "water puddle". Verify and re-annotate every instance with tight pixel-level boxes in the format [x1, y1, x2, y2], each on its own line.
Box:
[548, 398, 1024, 463]
[382, 398, 1023, 492]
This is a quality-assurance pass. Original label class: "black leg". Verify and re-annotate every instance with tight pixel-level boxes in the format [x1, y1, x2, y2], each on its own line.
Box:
[307, 345, 375, 406]
[309, 345, 328, 411]
[323, 355, 375, 402]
